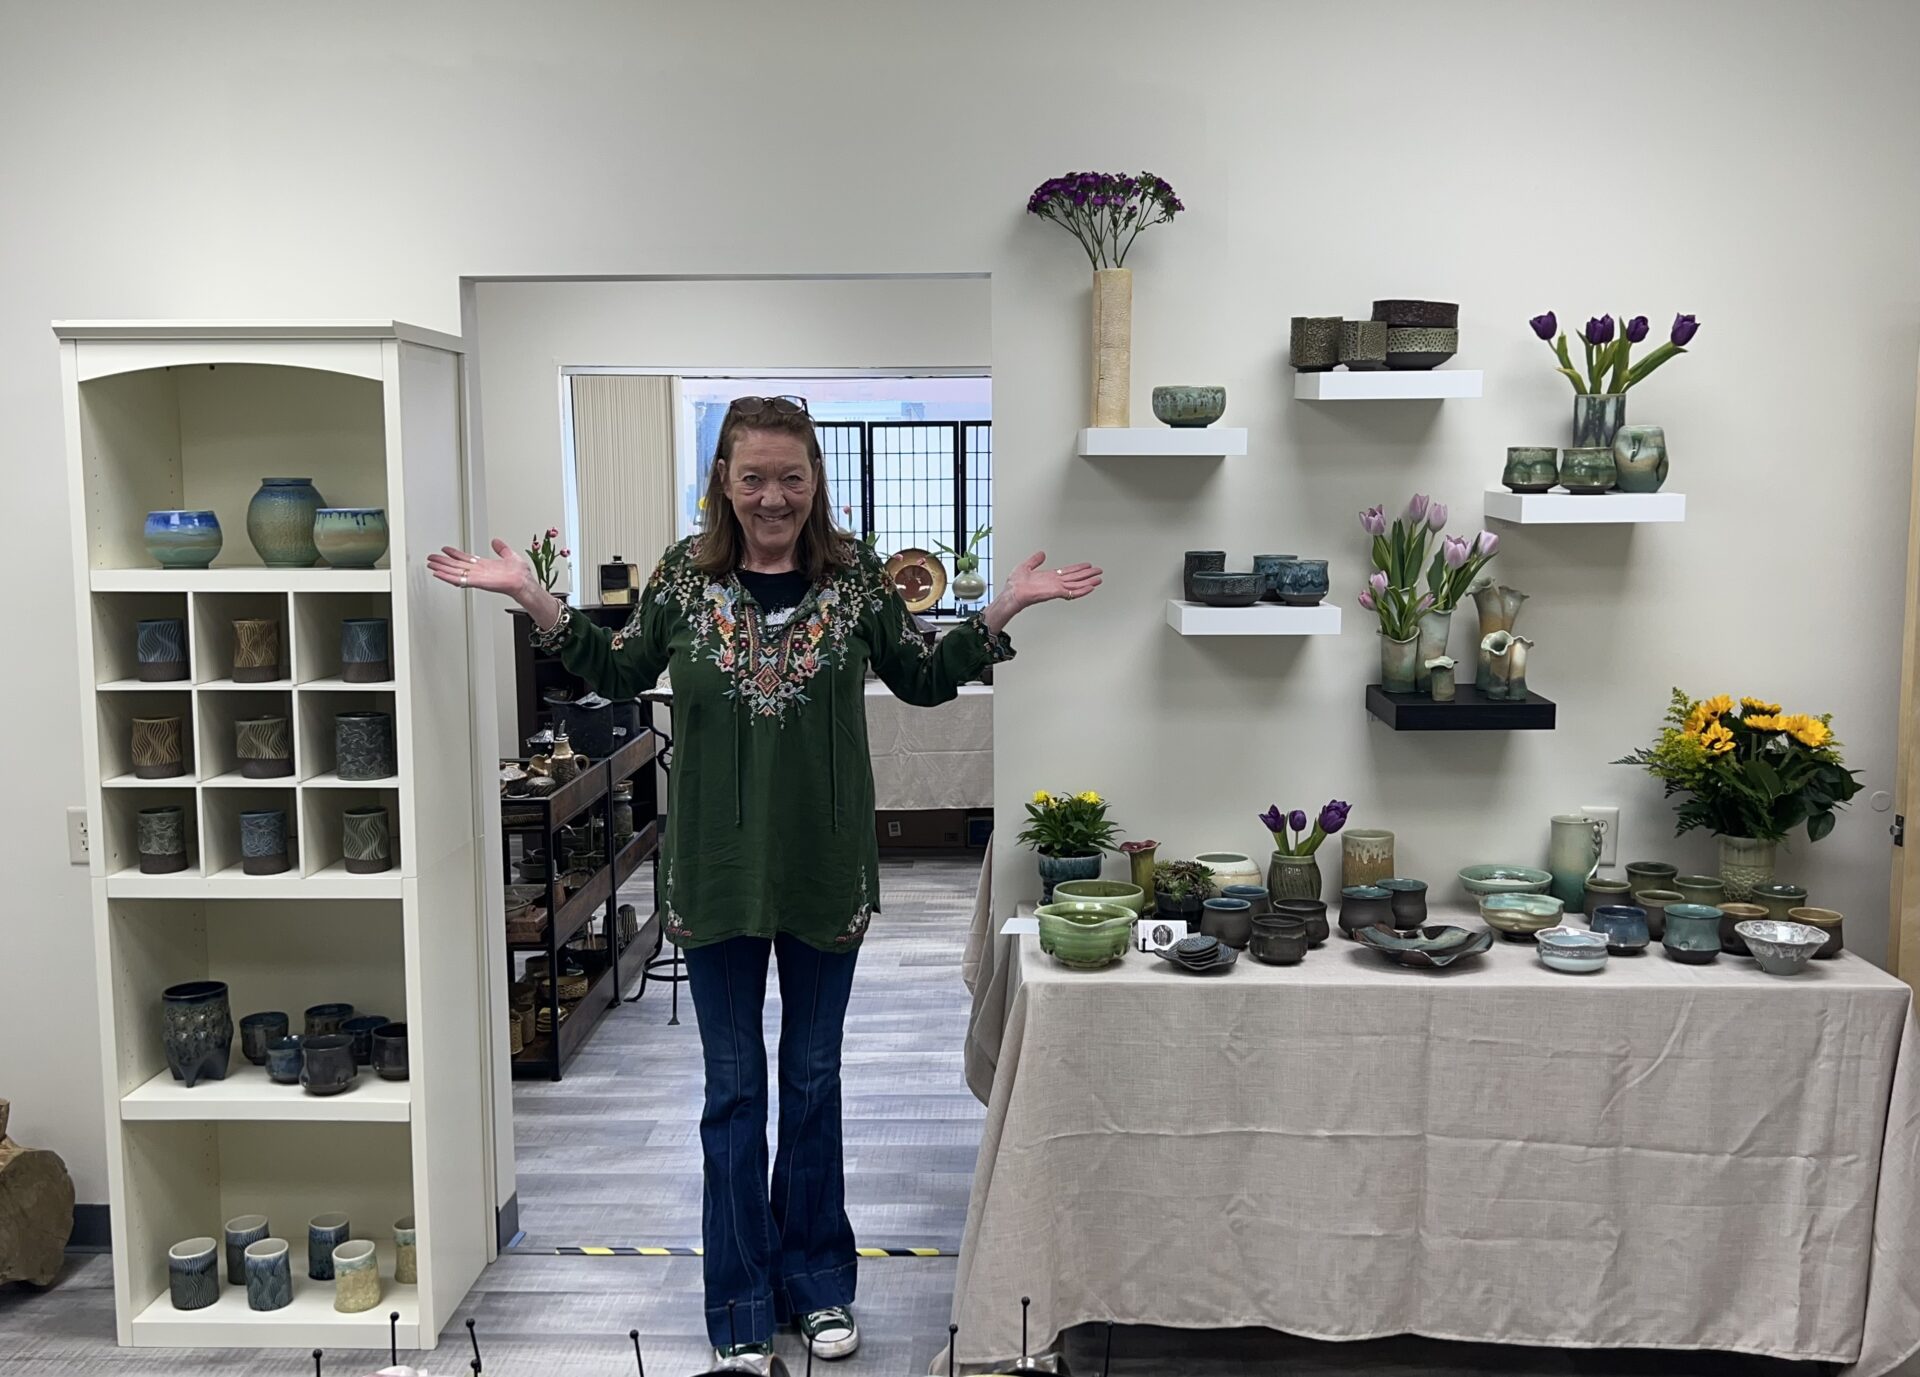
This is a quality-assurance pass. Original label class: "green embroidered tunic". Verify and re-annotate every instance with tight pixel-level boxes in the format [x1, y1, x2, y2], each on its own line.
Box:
[529, 537, 1013, 952]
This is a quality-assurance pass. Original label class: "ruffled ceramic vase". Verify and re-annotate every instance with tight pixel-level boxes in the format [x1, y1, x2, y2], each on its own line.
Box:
[1717, 835, 1777, 902]
[1471, 581, 1528, 691]
[1415, 609, 1452, 692]
[1482, 632, 1533, 700]
[1380, 632, 1419, 694]
[1121, 840, 1158, 909]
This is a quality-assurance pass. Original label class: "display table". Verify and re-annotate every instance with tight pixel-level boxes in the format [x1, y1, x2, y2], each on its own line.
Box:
[948, 905, 1920, 1375]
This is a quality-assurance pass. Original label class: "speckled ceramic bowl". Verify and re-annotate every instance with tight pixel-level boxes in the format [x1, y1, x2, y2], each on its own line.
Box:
[1151, 385, 1226, 428]
[1188, 571, 1265, 607]
[1384, 326, 1458, 370]
[1735, 919, 1827, 976]
[1371, 299, 1460, 329]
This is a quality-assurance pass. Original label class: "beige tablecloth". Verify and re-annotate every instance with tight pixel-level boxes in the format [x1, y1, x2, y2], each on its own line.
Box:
[865, 681, 992, 811]
[947, 908, 1920, 1374]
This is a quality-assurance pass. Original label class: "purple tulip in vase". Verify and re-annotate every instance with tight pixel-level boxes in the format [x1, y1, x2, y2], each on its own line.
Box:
[1259, 800, 1350, 903]
[1531, 310, 1699, 449]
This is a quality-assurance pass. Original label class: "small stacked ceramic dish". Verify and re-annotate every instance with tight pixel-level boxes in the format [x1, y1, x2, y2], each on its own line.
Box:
[1478, 893, 1564, 942]
[1536, 926, 1609, 974]
[1734, 920, 1827, 976]
[1153, 933, 1239, 974]
[1353, 924, 1493, 969]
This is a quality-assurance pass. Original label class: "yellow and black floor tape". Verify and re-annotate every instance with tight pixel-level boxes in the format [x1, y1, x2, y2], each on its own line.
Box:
[556, 1246, 952, 1258]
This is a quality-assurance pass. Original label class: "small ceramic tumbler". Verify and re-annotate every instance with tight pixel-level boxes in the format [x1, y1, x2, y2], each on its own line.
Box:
[138, 805, 189, 874]
[1339, 885, 1395, 939]
[335, 711, 397, 781]
[1662, 903, 1724, 964]
[1289, 316, 1343, 371]
[333, 1239, 381, 1313]
[1425, 657, 1457, 702]
[1273, 559, 1330, 607]
[1716, 902, 1769, 958]
[1182, 550, 1226, 603]
[265, 1034, 304, 1084]
[168, 1236, 219, 1311]
[1558, 446, 1617, 494]
[342, 805, 393, 874]
[309, 1212, 351, 1280]
[231, 618, 282, 683]
[1381, 878, 1428, 929]
[1788, 906, 1845, 959]
[372, 1022, 409, 1080]
[244, 1238, 293, 1312]
[341, 1015, 389, 1065]
[300, 1034, 357, 1096]
[1341, 830, 1395, 890]
[224, 1214, 269, 1286]
[1749, 882, 1810, 923]
[394, 1215, 418, 1284]
[313, 507, 390, 569]
[1338, 319, 1388, 370]
[1250, 554, 1297, 604]
[131, 716, 185, 779]
[235, 716, 293, 779]
[240, 809, 290, 876]
[340, 617, 393, 683]
[135, 617, 190, 681]
[304, 1002, 354, 1038]
[161, 980, 232, 1088]
[239, 1011, 290, 1066]
[1503, 447, 1559, 494]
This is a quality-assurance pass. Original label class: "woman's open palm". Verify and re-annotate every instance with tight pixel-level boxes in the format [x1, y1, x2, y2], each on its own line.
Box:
[426, 540, 532, 596]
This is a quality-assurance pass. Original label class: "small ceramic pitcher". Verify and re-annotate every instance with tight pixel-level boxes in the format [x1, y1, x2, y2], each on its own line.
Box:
[1548, 814, 1607, 913]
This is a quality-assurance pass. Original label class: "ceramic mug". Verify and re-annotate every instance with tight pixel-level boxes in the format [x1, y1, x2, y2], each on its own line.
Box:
[1273, 559, 1330, 607]
[1558, 446, 1617, 493]
[1503, 447, 1559, 493]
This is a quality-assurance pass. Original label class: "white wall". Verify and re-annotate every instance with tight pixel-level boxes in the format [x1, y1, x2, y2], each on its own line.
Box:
[5, 0, 1919, 1211]
[470, 276, 990, 753]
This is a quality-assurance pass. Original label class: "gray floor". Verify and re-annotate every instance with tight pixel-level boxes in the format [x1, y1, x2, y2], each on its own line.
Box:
[0, 856, 1823, 1375]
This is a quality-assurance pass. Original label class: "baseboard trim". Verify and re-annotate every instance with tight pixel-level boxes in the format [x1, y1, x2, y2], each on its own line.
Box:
[495, 1192, 520, 1252]
[68, 1204, 111, 1252]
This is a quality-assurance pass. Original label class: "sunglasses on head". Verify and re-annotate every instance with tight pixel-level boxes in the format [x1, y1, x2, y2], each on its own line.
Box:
[727, 394, 809, 417]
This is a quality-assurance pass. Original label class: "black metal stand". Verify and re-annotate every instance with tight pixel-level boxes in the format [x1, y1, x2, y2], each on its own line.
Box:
[626, 697, 688, 1024]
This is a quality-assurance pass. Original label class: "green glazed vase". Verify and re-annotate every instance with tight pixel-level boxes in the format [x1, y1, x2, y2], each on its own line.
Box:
[1266, 852, 1324, 904]
[1380, 632, 1419, 694]
[1612, 424, 1670, 493]
[246, 478, 325, 567]
[1572, 393, 1626, 448]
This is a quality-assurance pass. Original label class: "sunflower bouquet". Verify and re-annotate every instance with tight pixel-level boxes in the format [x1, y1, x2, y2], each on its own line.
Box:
[1615, 689, 1862, 842]
[1016, 789, 1121, 857]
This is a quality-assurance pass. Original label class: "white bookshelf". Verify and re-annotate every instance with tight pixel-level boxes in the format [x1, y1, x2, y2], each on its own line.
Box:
[1484, 488, 1687, 524]
[1077, 426, 1248, 457]
[1165, 600, 1343, 636]
[58, 321, 492, 1349]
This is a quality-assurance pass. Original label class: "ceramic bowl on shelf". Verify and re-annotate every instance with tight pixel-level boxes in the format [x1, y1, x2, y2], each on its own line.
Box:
[1339, 319, 1388, 370]
[1735, 919, 1827, 976]
[1035, 901, 1134, 970]
[1050, 879, 1146, 914]
[1272, 559, 1330, 607]
[1478, 892, 1565, 941]
[1536, 925, 1609, 974]
[1187, 571, 1265, 607]
[1384, 326, 1458, 370]
[313, 508, 390, 568]
[144, 509, 224, 569]
[1353, 924, 1494, 969]
[1151, 385, 1226, 428]
[1458, 864, 1554, 899]
[1152, 932, 1239, 974]
[1371, 299, 1460, 329]
[1289, 316, 1343, 371]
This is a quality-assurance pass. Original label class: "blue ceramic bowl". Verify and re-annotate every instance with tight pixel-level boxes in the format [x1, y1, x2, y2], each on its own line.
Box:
[1588, 904, 1651, 954]
[144, 510, 223, 569]
[1188, 570, 1265, 607]
[1272, 559, 1330, 607]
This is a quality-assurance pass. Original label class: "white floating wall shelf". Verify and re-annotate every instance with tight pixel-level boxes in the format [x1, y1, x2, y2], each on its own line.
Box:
[1166, 600, 1342, 636]
[1078, 427, 1247, 457]
[1484, 489, 1687, 525]
[1294, 371, 1482, 400]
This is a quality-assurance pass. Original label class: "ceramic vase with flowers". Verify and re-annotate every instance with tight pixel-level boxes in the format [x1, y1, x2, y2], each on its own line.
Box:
[935, 524, 993, 604]
[1017, 788, 1120, 902]
[1616, 690, 1862, 901]
[1258, 799, 1350, 903]
[1027, 171, 1184, 428]
[527, 527, 570, 601]
[1359, 495, 1500, 692]
[1530, 310, 1701, 448]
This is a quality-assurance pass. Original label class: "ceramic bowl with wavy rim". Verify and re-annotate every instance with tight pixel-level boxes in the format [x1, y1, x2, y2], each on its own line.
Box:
[1353, 924, 1494, 968]
[1478, 892, 1565, 941]
[1035, 901, 1134, 970]
[1536, 925, 1609, 974]
[1734, 919, 1826, 976]
[1458, 864, 1554, 899]
[1049, 879, 1146, 914]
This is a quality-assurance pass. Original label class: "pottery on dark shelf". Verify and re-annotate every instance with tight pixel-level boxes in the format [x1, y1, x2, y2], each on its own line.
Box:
[304, 1002, 354, 1038]
[372, 1022, 409, 1081]
[1273, 898, 1329, 947]
[1151, 385, 1226, 428]
[223, 1214, 268, 1287]
[246, 477, 325, 567]
[136, 617, 190, 682]
[1381, 878, 1429, 930]
[336, 711, 398, 780]
[235, 716, 293, 779]
[144, 510, 223, 570]
[313, 508, 390, 569]
[238, 1011, 290, 1065]
[167, 1237, 220, 1311]
[1339, 319, 1388, 370]
[1273, 559, 1329, 607]
[1384, 326, 1458, 370]
[240, 809, 290, 875]
[342, 805, 393, 873]
[231, 619, 282, 683]
[300, 1034, 358, 1096]
[308, 1213, 350, 1281]
[264, 1034, 304, 1084]
[244, 1239, 293, 1312]
[1250, 554, 1297, 603]
[1339, 885, 1395, 939]
[1188, 571, 1265, 608]
[1503, 447, 1559, 494]
[340, 618, 393, 683]
[1371, 299, 1460, 329]
[1289, 316, 1342, 371]
[131, 716, 185, 779]
[162, 981, 232, 1087]
[138, 805, 189, 874]
[547, 692, 617, 757]
[1182, 550, 1226, 602]
[341, 1015, 390, 1065]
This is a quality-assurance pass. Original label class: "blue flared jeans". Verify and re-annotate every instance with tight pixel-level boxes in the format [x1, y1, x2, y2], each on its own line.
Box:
[682, 934, 859, 1349]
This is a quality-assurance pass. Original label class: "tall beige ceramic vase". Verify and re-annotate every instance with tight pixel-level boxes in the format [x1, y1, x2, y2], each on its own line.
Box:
[1091, 268, 1131, 427]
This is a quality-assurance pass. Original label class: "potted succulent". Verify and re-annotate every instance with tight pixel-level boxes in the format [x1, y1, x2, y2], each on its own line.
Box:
[1259, 800, 1350, 902]
[1529, 310, 1700, 448]
[935, 524, 992, 603]
[1614, 690, 1862, 901]
[1018, 789, 1121, 901]
[1151, 859, 1216, 927]
[526, 527, 570, 602]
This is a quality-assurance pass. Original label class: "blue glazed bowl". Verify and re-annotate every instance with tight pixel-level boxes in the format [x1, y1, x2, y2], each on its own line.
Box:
[144, 510, 223, 569]
[1273, 558, 1329, 607]
[1588, 904, 1651, 954]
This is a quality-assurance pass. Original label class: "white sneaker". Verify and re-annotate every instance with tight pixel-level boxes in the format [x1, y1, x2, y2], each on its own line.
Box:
[797, 1306, 860, 1360]
[706, 1341, 790, 1376]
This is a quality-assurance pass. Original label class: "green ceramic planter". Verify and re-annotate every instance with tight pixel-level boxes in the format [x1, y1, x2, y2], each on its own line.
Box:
[1457, 865, 1553, 898]
[1035, 902, 1134, 969]
[1050, 879, 1146, 914]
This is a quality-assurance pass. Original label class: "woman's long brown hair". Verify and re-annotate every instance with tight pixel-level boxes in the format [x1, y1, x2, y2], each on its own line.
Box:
[692, 405, 857, 583]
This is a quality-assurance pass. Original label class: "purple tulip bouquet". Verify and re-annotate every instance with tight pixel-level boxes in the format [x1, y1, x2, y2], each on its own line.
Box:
[1530, 310, 1701, 394]
[1357, 494, 1500, 632]
[1026, 171, 1184, 269]
[1260, 800, 1351, 857]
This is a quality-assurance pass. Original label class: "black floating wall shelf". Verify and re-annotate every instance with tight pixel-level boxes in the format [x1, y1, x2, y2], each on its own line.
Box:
[1366, 684, 1557, 732]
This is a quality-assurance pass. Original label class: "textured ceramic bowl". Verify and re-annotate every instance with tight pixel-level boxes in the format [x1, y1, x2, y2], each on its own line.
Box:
[1273, 559, 1329, 606]
[1371, 299, 1460, 329]
[1478, 893, 1565, 941]
[313, 508, 390, 569]
[1035, 901, 1133, 970]
[1662, 903, 1724, 964]
[1557, 447, 1617, 494]
[1050, 879, 1146, 914]
[1536, 926, 1609, 974]
[1384, 326, 1458, 370]
[1289, 316, 1343, 371]
[1339, 319, 1388, 370]
[1354, 924, 1494, 968]
[1458, 864, 1554, 898]
[1151, 385, 1226, 428]
[1188, 571, 1265, 607]
[1734, 919, 1826, 976]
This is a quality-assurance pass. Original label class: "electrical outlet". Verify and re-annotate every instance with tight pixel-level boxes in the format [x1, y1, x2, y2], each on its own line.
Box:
[67, 806, 90, 865]
[1582, 804, 1621, 868]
